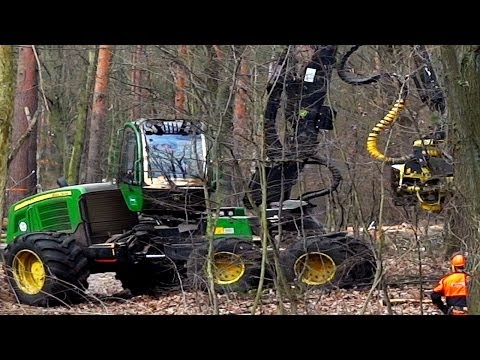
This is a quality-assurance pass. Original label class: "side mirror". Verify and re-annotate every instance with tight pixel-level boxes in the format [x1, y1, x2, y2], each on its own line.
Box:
[57, 177, 69, 188]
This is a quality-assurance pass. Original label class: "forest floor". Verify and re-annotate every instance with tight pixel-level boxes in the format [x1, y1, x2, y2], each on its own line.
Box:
[0, 225, 451, 315]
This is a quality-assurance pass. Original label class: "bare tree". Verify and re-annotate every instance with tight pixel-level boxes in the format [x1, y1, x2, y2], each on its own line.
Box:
[0, 45, 15, 227]
[6, 45, 38, 208]
[232, 46, 252, 204]
[85, 45, 113, 183]
[440, 45, 480, 314]
[67, 47, 97, 185]
[130, 45, 147, 119]
[174, 45, 188, 115]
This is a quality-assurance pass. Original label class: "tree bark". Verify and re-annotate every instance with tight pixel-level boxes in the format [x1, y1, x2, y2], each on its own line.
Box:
[85, 45, 113, 183]
[6, 45, 38, 208]
[0, 46, 15, 226]
[232, 46, 251, 204]
[174, 45, 188, 115]
[205, 45, 235, 206]
[130, 45, 146, 120]
[440, 45, 480, 314]
[67, 48, 96, 185]
[233, 46, 250, 154]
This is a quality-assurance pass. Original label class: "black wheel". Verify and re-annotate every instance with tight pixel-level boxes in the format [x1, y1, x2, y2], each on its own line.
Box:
[280, 234, 375, 289]
[116, 260, 181, 296]
[282, 215, 326, 235]
[336, 237, 376, 288]
[186, 237, 265, 294]
[279, 215, 326, 247]
[4, 232, 89, 307]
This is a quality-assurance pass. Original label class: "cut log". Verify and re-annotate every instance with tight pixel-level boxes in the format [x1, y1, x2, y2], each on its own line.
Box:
[381, 298, 433, 305]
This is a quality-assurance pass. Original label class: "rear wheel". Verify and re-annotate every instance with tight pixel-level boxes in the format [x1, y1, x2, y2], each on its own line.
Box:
[280, 234, 375, 289]
[186, 238, 265, 293]
[281, 215, 326, 246]
[4, 232, 89, 307]
[337, 237, 376, 288]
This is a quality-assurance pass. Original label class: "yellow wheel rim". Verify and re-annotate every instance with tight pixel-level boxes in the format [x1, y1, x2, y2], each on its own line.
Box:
[212, 252, 246, 285]
[294, 252, 336, 285]
[12, 250, 46, 295]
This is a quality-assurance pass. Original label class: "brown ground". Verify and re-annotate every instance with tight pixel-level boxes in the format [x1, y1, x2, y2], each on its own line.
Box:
[0, 227, 450, 315]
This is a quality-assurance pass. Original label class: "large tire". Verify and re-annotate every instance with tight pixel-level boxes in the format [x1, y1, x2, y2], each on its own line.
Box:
[116, 260, 181, 296]
[280, 234, 375, 289]
[4, 232, 89, 307]
[280, 216, 326, 247]
[336, 237, 376, 288]
[186, 238, 265, 294]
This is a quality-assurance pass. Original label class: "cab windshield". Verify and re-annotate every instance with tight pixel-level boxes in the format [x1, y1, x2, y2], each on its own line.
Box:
[145, 134, 205, 180]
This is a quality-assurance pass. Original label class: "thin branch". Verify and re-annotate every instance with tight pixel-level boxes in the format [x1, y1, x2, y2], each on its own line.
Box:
[7, 107, 39, 165]
[31, 45, 50, 113]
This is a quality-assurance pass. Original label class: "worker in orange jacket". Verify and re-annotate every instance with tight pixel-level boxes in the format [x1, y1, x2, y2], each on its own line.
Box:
[431, 253, 470, 315]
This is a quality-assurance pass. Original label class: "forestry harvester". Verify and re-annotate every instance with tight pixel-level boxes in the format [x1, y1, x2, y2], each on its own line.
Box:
[3, 45, 447, 306]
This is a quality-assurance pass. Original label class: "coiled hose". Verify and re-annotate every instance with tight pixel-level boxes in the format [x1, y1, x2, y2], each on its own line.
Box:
[337, 45, 385, 85]
[366, 82, 412, 164]
[298, 156, 343, 202]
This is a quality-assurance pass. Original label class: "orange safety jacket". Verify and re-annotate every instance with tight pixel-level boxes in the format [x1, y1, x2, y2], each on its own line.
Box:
[431, 271, 469, 315]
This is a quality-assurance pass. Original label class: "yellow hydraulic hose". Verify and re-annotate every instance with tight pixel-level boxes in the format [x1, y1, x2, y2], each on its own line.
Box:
[366, 97, 411, 164]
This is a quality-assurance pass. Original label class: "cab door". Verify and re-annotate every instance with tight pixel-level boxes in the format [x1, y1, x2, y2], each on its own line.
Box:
[118, 125, 144, 212]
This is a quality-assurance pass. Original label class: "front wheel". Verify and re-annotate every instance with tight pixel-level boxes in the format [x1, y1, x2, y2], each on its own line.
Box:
[4, 232, 90, 307]
[116, 260, 181, 296]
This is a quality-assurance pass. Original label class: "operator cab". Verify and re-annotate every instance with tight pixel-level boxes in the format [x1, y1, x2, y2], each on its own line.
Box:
[117, 118, 208, 215]
[118, 119, 207, 190]
[142, 120, 207, 188]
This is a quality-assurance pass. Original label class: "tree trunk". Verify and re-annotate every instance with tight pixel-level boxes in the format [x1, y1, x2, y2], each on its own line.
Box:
[440, 45, 480, 314]
[205, 45, 235, 206]
[233, 46, 250, 155]
[106, 104, 121, 180]
[174, 45, 188, 115]
[6, 45, 38, 208]
[67, 48, 96, 185]
[232, 46, 251, 204]
[130, 45, 147, 120]
[85, 45, 113, 183]
[0, 45, 15, 226]
[36, 45, 74, 190]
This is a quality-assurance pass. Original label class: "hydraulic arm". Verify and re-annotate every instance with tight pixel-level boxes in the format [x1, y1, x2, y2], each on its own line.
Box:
[248, 45, 342, 208]
[339, 45, 452, 213]
[246, 44, 452, 214]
